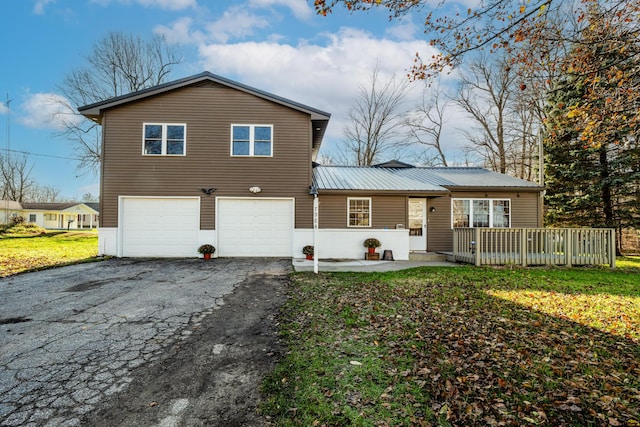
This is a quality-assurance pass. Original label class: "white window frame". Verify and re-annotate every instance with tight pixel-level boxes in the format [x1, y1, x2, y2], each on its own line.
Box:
[230, 124, 273, 157]
[347, 197, 372, 228]
[142, 123, 187, 156]
[451, 198, 511, 228]
[29, 214, 37, 223]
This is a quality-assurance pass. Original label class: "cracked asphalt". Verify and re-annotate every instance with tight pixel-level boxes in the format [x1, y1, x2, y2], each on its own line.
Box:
[0, 258, 290, 426]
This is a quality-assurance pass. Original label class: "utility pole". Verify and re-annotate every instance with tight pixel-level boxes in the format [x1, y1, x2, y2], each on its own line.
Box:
[3, 94, 12, 223]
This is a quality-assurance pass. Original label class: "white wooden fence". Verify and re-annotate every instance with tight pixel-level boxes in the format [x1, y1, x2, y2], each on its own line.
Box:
[453, 228, 616, 268]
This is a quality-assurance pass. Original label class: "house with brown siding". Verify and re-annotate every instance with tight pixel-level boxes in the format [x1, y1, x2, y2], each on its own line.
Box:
[79, 72, 543, 259]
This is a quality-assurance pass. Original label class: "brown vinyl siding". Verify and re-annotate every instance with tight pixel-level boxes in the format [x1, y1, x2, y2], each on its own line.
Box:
[316, 191, 540, 252]
[427, 191, 541, 252]
[100, 81, 313, 228]
[318, 195, 406, 229]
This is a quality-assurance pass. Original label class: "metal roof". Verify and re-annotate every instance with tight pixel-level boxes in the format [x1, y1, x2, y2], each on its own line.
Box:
[313, 166, 543, 192]
[395, 167, 543, 188]
[313, 166, 448, 192]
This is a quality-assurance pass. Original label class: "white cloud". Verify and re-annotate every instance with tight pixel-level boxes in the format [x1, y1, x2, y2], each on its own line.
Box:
[90, 0, 196, 11]
[198, 27, 440, 154]
[248, 0, 312, 20]
[0, 103, 8, 115]
[19, 93, 83, 131]
[206, 6, 271, 43]
[33, 0, 55, 15]
[385, 17, 419, 41]
[135, 0, 196, 10]
[154, 17, 205, 45]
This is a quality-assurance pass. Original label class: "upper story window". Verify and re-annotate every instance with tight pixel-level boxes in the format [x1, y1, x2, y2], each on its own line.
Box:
[231, 125, 273, 157]
[143, 123, 186, 156]
[452, 199, 511, 228]
[348, 197, 371, 227]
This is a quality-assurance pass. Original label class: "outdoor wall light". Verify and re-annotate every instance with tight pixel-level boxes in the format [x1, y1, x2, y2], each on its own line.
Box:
[249, 186, 262, 194]
[200, 187, 216, 195]
[429, 206, 436, 213]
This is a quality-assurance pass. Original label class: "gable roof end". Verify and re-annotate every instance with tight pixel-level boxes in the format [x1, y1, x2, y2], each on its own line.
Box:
[77, 72, 331, 150]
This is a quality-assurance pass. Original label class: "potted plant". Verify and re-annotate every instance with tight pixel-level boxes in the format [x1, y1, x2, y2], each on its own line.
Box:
[363, 238, 381, 254]
[302, 245, 314, 260]
[198, 244, 216, 260]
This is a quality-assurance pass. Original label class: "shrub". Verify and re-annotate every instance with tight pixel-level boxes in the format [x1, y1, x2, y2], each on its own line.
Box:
[10, 216, 25, 226]
[363, 238, 381, 249]
[197, 244, 216, 254]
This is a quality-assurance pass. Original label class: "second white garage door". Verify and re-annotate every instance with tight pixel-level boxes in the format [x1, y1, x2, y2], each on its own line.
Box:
[217, 198, 294, 257]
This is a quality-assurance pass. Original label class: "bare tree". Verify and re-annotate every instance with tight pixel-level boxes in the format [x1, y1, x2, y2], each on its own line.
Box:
[0, 154, 34, 202]
[455, 54, 517, 174]
[405, 83, 449, 166]
[81, 192, 98, 203]
[58, 31, 182, 174]
[24, 184, 63, 203]
[340, 67, 410, 165]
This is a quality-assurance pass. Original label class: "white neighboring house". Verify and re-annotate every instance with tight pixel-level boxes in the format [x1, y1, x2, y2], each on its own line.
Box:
[0, 200, 99, 229]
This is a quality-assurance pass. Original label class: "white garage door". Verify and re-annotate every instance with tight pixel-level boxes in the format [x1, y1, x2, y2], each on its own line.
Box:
[121, 197, 200, 257]
[218, 198, 293, 257]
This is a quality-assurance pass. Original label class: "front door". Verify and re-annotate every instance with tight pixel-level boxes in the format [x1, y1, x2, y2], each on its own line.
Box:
[408, 198, 427, 251]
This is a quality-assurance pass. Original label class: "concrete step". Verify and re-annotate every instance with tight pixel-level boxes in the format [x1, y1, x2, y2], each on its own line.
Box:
[408, 252, 448, 262]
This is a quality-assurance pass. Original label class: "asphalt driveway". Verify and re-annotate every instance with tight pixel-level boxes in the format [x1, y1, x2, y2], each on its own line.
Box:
[0, 258, 290, 426]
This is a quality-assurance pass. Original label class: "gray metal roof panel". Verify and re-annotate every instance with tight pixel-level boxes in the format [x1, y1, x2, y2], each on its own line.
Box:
[394, 167, 542, 188]
[313, 166, 448, 192]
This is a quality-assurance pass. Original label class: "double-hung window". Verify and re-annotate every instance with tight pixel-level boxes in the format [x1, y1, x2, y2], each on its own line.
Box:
[452, 199, 510, 228]
[143, 123, 186, 156]
[231, 125, 273, 157]
[348, 197, 371, 227]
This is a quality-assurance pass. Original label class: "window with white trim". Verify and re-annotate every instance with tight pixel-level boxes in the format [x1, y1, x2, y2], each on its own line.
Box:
[143, 123, 186, 156]
[45, 213, 57, 221]
[348, 197, 371, 227]
[452, 199, 510, 228]
[29, 214, 36, 223]
[231, 124, 273, 157]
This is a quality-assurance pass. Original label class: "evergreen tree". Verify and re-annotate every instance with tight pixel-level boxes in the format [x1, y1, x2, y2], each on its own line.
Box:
[544, 5, 640, 254]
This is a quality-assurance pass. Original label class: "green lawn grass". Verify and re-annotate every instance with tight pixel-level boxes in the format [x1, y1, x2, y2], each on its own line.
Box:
[0, 230, 99, 277]
[263, 265, 640, 426]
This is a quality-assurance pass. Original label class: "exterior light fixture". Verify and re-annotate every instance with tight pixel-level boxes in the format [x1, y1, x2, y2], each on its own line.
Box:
[249, 186, 262, 194]
[429, 206, 436, 213]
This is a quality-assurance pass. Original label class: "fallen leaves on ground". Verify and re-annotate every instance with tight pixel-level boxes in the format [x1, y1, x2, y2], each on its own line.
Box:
[264, 268, 640, 426]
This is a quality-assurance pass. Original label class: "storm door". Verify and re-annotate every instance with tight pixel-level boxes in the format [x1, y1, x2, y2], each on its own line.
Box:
[408, 198, 427, 251]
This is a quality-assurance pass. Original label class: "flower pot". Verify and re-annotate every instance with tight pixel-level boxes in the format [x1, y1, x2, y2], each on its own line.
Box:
[306, 254, 313, 260]
[203, 253, 211, 260]
[368, 247, 376, 254]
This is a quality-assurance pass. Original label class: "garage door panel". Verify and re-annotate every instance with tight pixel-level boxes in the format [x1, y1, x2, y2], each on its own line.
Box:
[121, 198, 200, 257]
[218, 199, 293, 257]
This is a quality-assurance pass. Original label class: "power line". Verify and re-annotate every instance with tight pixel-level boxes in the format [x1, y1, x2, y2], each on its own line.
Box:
[0, 147, 83, 161]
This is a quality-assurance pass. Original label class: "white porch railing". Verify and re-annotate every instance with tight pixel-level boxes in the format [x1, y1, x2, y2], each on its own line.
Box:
[453, 228, 616, 268]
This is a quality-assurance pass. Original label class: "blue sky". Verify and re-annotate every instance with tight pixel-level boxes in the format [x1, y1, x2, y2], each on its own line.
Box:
[0, 0, 467, 200]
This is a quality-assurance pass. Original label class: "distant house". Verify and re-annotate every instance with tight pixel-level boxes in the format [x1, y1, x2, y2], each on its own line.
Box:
[78, 71, 543, 259]
[0, 201, 99, 229]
